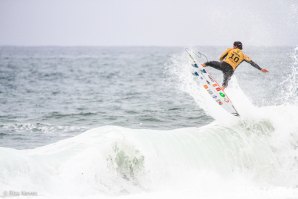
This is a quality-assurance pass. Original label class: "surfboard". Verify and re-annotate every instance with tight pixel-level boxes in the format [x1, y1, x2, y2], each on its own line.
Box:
[186, 49, 240, 117]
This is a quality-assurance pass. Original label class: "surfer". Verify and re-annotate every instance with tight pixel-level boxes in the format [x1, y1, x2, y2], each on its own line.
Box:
[202, 41, 269, 90]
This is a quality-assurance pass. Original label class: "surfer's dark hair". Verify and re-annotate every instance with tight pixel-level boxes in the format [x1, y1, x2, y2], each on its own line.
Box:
[233, 41, 243, 50]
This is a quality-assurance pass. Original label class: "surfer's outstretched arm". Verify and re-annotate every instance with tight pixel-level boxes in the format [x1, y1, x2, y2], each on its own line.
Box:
[245, 60, 269, 73]
[247, 60, 261, 70]
[243, 55, 269, 73]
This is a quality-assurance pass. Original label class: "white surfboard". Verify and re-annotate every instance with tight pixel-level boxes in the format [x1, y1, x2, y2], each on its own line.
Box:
[186, 49, 240, 117]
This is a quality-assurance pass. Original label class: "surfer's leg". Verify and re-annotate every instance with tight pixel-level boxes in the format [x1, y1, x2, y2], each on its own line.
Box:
[204, 61, 223, 71]
[222, 70, 234, 88]
[220, 62, 234, 88]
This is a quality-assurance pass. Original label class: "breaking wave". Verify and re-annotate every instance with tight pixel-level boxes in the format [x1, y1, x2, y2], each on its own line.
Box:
[1, 49, 298, 199]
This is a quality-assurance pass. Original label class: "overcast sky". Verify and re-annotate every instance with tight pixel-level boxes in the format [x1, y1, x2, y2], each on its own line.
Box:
[0, 0, 297, 46]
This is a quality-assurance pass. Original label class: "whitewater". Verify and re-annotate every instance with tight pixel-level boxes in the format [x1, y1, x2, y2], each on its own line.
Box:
[0, 46, 298, 199]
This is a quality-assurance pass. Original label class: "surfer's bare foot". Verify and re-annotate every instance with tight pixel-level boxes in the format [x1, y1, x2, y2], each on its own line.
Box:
[201, 63, 206, 67]
[221, 86, 225, 91]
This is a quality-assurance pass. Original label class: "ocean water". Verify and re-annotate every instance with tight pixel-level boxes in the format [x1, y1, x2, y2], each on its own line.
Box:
[0, 46, 298, 198]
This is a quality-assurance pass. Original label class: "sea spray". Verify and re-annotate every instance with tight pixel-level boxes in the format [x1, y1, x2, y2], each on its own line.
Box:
[278, 47, 298, 104]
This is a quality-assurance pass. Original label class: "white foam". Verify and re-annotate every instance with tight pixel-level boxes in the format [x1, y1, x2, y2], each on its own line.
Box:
[1, 111, 298, 198]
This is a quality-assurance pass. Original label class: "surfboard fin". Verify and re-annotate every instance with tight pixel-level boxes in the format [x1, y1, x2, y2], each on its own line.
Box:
[232, 112, 240, 117]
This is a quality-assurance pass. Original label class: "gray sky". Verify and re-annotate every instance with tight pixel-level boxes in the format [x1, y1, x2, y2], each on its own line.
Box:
[0, 0, 297, 46]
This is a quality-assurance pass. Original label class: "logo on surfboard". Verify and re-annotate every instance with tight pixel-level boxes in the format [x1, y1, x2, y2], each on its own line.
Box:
[216, 99, 223, 105]
[219, 92, 225, 97]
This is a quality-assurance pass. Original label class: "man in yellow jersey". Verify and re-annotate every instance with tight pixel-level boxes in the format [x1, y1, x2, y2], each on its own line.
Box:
[202, 41, 269, 90]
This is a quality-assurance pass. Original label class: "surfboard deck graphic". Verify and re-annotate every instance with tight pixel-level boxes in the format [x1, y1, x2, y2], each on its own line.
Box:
[186, 49, 240, 117]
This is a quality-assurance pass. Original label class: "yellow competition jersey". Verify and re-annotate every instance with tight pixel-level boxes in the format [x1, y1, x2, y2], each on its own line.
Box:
[219, 48, 251, 70]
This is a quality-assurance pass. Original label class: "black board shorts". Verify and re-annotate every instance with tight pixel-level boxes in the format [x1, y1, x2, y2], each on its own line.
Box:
[204, 61, 234, 87]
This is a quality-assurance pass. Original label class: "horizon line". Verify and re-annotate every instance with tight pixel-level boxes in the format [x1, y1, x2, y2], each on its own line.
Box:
[0, 44, 296, 48]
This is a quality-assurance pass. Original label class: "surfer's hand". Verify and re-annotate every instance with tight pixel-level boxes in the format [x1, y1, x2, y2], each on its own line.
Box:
[261, 68, 269, 73]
